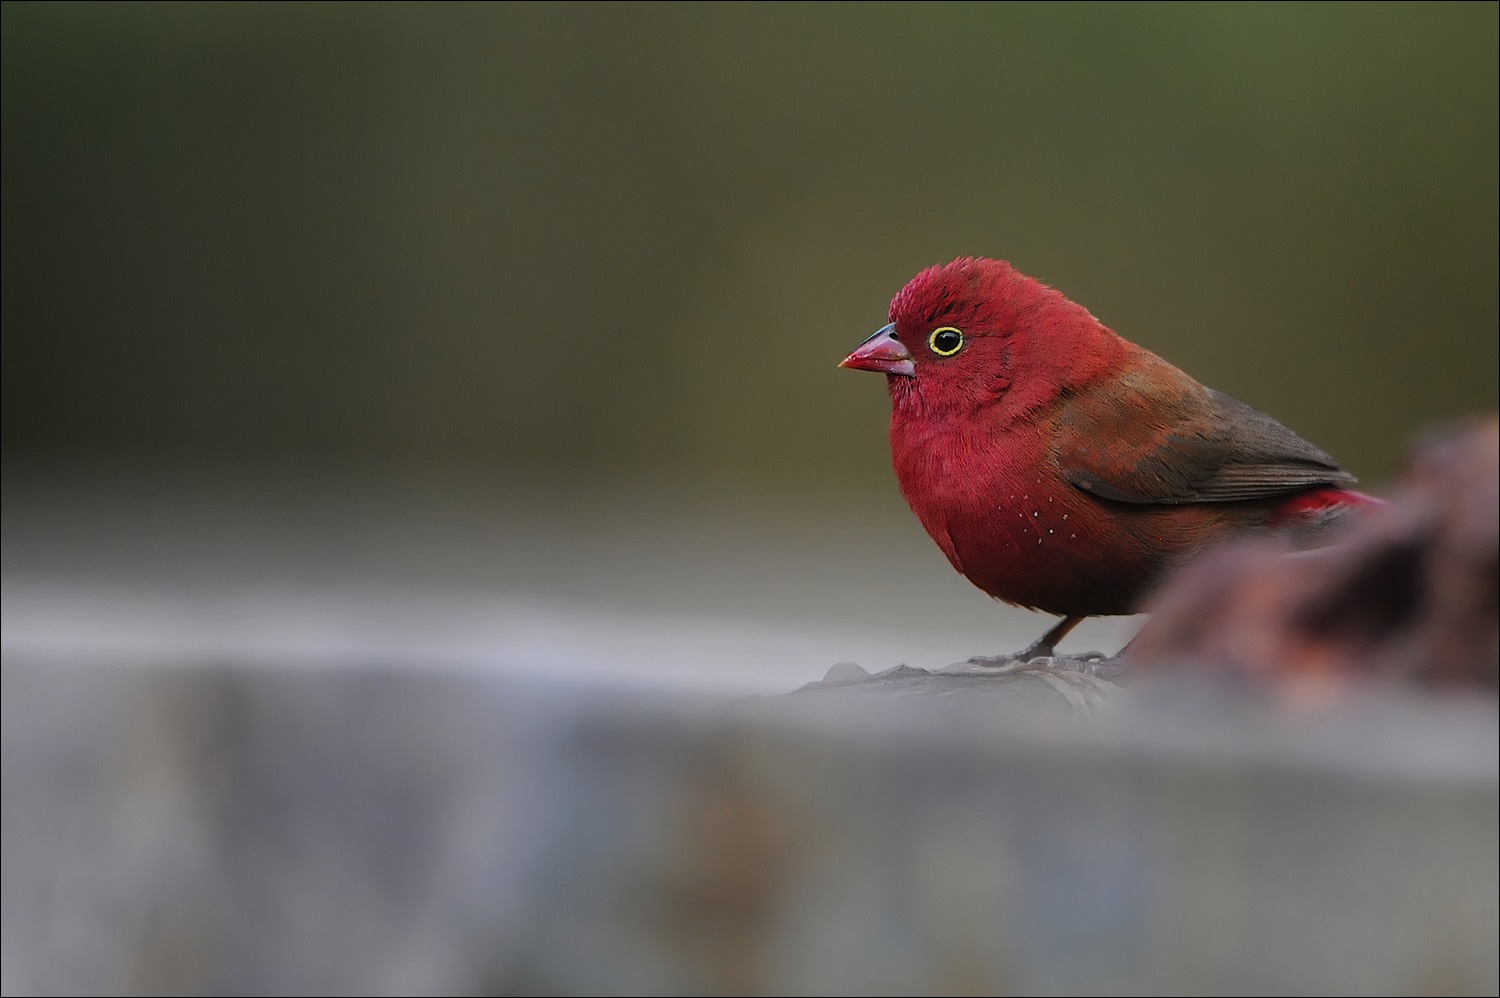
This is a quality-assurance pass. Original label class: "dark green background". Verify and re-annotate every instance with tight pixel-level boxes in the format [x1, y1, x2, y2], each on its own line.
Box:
[4, 2, 1497, 494]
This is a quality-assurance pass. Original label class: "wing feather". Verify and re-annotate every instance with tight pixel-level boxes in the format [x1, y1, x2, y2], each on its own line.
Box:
[1055, 361, 1355, 506]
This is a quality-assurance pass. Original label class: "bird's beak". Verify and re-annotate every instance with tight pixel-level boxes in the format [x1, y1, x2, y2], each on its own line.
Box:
[839, 322, 915, 376]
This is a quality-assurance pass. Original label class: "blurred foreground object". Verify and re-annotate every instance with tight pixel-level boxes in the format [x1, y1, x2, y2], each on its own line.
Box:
[1132, 416, 1500, 690]
[3, 653, 1496, 995]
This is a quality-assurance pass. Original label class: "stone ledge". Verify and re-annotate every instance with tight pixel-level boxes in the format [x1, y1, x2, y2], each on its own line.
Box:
[3, 655, 1496, 996]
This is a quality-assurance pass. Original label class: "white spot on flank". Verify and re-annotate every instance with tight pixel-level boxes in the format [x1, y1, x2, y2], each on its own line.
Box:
[1048, 528, 1054, 534]
[1070, 533, 1077, 539]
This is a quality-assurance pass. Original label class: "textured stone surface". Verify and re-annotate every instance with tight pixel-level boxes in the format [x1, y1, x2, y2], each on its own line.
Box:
[3, 654, 1495, 997]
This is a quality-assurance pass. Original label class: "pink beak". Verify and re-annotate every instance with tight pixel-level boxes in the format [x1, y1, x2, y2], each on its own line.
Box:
[839, 322, 915, 376]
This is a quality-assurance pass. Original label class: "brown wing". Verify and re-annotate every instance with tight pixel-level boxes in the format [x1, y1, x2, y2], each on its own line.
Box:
[1054, 360, 1355, 506]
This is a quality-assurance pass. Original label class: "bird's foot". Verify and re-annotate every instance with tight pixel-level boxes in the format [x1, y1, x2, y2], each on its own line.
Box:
[965, 654, 1036, 672]
[964, 639, 1061, 670]
[965, 649, 1120, 676]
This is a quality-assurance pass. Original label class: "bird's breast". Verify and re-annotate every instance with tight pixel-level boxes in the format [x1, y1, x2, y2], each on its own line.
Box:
[888, 412, 1230, 616]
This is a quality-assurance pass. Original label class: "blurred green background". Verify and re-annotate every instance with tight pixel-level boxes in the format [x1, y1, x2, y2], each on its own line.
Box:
[4, 2, 1496, 493]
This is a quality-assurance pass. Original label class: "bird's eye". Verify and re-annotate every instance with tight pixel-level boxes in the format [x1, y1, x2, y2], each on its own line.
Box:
[928, 326, 964, 356]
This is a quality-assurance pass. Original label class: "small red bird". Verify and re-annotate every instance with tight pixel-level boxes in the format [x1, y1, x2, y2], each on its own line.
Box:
[841, 257, 1380, 659]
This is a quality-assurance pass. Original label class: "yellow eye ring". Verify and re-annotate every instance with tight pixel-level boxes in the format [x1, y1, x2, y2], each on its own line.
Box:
[928, 326, 964, 356]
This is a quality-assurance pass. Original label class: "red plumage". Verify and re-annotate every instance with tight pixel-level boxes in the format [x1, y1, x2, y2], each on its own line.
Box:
[841, 257, 1380, 656]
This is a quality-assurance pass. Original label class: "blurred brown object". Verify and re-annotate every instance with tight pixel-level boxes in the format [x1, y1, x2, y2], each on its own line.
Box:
[1130, 416, 1499, 690]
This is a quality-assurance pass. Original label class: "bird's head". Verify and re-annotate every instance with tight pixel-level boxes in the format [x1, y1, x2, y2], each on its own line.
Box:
[840, 257, 1122, 417]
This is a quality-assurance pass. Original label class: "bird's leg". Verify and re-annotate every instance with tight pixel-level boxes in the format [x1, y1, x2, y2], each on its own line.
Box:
[968, 615, 1084, 668]
[1017, 615, 1083, 660]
